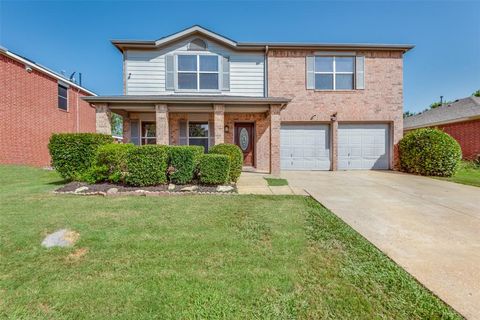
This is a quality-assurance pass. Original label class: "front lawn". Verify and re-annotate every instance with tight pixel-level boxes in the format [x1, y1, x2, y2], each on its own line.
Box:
[0, 166, 460, 319]
[440, 161, 480, 187]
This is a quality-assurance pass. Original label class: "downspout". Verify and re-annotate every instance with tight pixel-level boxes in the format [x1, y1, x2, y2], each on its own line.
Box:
[76, 87, 80, 133]
[264, 45, 269, 97]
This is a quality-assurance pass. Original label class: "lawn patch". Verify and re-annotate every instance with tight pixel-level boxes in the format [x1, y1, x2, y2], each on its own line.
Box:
[0, 165, 461, 319]
[265, 177, 289, 186]
[438, 161, 480, 187]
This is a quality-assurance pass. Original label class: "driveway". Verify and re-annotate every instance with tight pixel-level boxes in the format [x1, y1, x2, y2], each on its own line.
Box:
[282, 170, 480, 319]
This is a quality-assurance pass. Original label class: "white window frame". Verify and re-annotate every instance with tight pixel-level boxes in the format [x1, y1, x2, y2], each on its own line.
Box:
[314, 56, 355, 91]
[176, 53, 220, 92]
[187, 121, 210, 149]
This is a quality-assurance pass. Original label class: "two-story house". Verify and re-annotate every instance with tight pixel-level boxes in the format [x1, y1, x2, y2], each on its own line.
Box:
[84, 25, 413, 175]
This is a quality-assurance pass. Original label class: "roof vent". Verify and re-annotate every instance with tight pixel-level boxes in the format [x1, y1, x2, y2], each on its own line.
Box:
[188, 38, 207, 51]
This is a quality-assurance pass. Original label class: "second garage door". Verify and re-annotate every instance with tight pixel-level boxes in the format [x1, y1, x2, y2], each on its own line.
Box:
[338, 124, 390, 170]
[281, 124, 331, 170]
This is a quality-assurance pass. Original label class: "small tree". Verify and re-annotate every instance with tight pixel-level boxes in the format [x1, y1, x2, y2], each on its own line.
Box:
[473, 90, 480, 97]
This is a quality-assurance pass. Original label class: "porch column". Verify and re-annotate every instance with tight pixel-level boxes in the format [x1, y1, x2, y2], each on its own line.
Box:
[331, 118, 338, 171]
[122, 114, 131, 144]
[270, 104, 282, 176]
[213, 104, 225, 145]
[95, 103, 112, 135]
[155, 104, 169, 145]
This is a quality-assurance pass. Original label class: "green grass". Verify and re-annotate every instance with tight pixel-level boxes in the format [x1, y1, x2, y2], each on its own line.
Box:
[0, 165, 461, 319]
[264, 177, 289, 186]
[440, 161, 480, 187]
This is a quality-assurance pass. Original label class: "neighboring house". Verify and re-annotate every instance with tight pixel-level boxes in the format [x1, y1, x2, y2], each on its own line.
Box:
[84, 25, 413, 174]
[404, 96, 480, 159]
[0, 46, 96, 167]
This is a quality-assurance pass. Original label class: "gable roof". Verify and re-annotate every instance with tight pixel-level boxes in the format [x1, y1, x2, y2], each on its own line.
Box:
[111, 25, 414, 52]
[0, 46, 96, 96]
[404, 96, 480, 129]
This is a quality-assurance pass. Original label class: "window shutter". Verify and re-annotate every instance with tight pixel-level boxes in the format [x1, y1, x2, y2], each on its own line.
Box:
[179, 121, 187, 145]
[165, 55, 174, 91]
[130, 120, 140, 145]
[208, 121, 214, 149]
[355, 56, 365, 90]
[306, 56, 315, 89]
[221, 56, 230, 91]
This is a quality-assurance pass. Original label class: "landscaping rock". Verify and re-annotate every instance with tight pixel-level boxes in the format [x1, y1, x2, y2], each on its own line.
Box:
[216, 185, 234, 192]
[135, 189, 147, 193]
[168, 184, 176, 191]
[74, 186, 89, 193]
[41, 229, 79, 248]
[180, 185, 198, 192]
[106, 187, 118, 195]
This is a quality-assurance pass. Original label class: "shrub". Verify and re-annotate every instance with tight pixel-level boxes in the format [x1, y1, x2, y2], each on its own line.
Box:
[48, 133, 113, 180]
[125, 145, 168, 186]
[209, 144, 243, 182]
[168, 146, 204, 184]
[399, 128, 462, 177]
[198, 154, 230, 185]
[94, 143, 135, 183]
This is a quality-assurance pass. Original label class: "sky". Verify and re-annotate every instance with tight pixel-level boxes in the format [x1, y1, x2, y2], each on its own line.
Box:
[1, 0, 479, 113]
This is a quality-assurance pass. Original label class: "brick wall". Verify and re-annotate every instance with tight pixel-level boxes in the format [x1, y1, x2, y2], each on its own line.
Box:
[268, 49, 404, 168]
[0, 54, 96, 167]
[436, 120, 480, 160]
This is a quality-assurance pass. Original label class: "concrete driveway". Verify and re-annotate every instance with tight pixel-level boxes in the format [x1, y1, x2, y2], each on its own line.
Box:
[282, 170, 480, 319]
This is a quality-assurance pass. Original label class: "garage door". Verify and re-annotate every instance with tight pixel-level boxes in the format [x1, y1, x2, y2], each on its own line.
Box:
[281, 124, 331, 170]
[338, 124, 390, 170]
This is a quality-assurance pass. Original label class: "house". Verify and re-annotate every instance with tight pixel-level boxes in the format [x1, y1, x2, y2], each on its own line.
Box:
[0, 46, 96, 167]
[83, 25, 413, 174]
[404, 96, 480, 159]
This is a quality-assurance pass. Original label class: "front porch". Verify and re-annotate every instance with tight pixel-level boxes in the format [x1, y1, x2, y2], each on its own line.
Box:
[85, 95, 290, 175]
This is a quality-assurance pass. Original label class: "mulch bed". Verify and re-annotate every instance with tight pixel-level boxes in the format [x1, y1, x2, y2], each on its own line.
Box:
[55, 181, 237, 196]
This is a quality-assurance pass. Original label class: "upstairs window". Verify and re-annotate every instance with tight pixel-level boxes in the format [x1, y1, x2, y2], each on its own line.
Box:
[314, 56, 354, 90]
[58, 84, 68, 110]
[177, 55, 219, 91]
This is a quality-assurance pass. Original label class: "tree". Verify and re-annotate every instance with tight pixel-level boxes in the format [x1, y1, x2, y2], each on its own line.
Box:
[111, 114, 123, 137]
[403, 111, 415, 118]
[473, 90, 480, 97]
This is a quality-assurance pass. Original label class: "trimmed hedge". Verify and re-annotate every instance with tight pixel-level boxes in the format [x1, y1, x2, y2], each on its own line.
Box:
[125, 145, 168, 186]
[198, 154, 230, 185]
[48, 133, 113, 180]
[94, 143, 135, 183]
[208, 144, 243, 182]
[399, 128, 462, 177]
[168, 146, 204, 184]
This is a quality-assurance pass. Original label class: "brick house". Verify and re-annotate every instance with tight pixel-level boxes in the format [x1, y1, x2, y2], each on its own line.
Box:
[0, 46, 96, 167]
[84, 25, 413, 174]
[404, 96, 480, 160]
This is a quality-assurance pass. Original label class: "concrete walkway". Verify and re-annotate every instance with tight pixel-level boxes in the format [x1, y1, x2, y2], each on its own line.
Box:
[282, 170, 480, 319]
[237, 172, 304, 195]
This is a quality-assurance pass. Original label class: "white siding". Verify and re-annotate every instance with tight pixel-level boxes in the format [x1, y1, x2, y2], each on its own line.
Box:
[125, 36, 265, 96]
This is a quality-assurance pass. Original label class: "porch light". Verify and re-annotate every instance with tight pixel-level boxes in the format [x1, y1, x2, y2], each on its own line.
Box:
[224, 125, 229, 133]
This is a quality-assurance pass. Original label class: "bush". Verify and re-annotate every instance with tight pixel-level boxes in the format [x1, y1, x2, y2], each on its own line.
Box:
[399, 128, 462, 177]
[198, 154, 230, 185]
[94, 143, 135, 183]
[125, 145, 168, 186]
[48, 133, 113, 180]
[167, 146, 204, 184]
[209, 144, 243, 182]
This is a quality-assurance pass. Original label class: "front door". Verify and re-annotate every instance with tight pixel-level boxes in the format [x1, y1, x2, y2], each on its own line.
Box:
[235, 123, 254, 166]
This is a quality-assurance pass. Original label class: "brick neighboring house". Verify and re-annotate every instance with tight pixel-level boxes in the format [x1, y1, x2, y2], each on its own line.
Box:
[84, 25, 413, 174]
[0, 46, 96, 167]
[404, 96, 480, 160]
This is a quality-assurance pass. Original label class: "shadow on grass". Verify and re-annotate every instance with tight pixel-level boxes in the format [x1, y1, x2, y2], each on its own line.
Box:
[48, 179, 70, 186]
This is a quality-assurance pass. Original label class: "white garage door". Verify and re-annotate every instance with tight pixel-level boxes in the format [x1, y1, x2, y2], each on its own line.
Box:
[338, 124, 390, 170]
[281, 124, 331, 170]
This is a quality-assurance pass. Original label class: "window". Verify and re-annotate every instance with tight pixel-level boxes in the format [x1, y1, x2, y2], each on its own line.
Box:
[177, 55, 219, 91]
[141, 122, 156, 145]
[314, 56, 354, 90]
[188, 122, 209, 150]
[58, 84, 68, 110]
